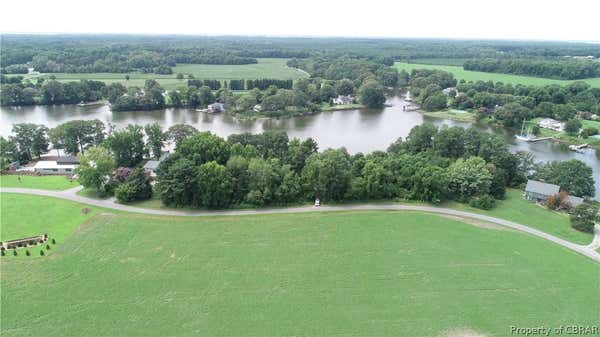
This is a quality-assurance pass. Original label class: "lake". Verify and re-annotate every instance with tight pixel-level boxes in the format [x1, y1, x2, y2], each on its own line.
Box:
[1, 95, 599, 199]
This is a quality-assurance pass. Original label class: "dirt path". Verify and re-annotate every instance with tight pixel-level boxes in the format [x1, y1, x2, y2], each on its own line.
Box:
[2, 186, 599, 263]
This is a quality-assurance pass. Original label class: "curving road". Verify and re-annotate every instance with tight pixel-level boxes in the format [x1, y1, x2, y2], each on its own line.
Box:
[2, 186, 600, 263]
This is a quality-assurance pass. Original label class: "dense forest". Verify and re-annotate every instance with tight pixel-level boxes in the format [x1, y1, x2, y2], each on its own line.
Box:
[463, 58, 600, 80]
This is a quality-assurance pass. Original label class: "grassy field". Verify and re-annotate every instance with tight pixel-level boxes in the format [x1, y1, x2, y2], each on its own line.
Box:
[423, 110, 477, 122]
[0, 175, 79, 190]
[1, 193, 598, 336]
[395, 62, 600, 87]
[15, 59, 308, 90]
[0, 193, 97, 243]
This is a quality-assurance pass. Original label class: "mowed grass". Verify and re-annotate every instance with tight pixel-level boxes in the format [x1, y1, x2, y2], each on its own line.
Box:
[1, 195, 600, 336]
[445, 189, 593, 245]
[17, 58, 308, 90]
[0, 175, 79, 190]
[395, 62, 600, 87]
[0, 193, 97, 243]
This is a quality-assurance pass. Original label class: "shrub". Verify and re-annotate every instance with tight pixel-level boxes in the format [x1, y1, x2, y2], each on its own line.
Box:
[26, 250, 30, 256]
[40, 250, 45, 256]
[115, 168, 153, 203]
[570, 204, 599, 233]
[1, 250, 5, 256]
[13, 250, 18, 256]
[52, 238, 56, 244]
[469, 195, 496, 210]
[46, 244, 51, 250]
[545, 192, 572, 211]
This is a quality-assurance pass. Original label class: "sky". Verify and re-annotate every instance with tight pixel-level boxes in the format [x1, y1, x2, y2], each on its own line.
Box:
[1, 0, 599, 42]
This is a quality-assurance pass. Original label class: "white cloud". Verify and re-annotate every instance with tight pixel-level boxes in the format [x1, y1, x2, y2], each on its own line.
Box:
[1, 0, 599, 41]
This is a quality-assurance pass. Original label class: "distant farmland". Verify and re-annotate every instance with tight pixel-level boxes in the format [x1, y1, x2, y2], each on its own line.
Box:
[395, 62, 600, 87]
[15, 58, 309, 90]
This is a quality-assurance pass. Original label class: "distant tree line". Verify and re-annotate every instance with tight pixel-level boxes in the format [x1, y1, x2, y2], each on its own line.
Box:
[463, 58, 600, 80]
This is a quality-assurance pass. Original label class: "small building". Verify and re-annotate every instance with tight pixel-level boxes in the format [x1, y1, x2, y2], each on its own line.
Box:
[524, 180, 560, 202]
[56, 156, 79, 165]
[253, 104, 262, 112]
[332, 95, 353, 105]
[442, 87, 457, 96]
[567, 195, 584, 207]
[208, 103, 225, 113]
[33, 161, 77, 175]
[538, 118, 565, 132]
[1, 234, 48, 251]
[143, 152, 170, 176]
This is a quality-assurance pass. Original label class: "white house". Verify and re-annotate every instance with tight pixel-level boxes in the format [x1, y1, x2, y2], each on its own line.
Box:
[332, 95, 353, 105]
[33, 161, 77, 175]
[538, 118, 565, 132]
[207, 103, 225, 113]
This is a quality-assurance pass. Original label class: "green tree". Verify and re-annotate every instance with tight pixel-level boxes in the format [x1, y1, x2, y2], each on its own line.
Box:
[177, 132, 230, 165]
[358, 80, 386, 108]
[105, 125, 147, 167]
[570, 204, 599, 233]
[156, 157, 198, 207]
[196, 161, 233, 208]
[447, 156, 492, 201]
[535, 160, 595, 197]
[144, 123, 166, 159]
[114, 168, 153, 202]
[166, 124, 198, 147]
[564, 119, 582, 136]
[301, 149, 352, 201]
[49, 119, 105, 155]
[320, 83, 337, 103]
[422, 93, 448, 111]
[335, 79, 354, 96]
[76, 146, 115, 192]
[10, 123, 49, 162]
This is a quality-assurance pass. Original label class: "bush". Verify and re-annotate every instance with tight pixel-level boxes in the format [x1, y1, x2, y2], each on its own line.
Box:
[570, 204, 599, 233]
[13, 250, 18, 256]
[115, 168, 153, 203]
[46, 244, 51, 250]
[26, 250, 30, 256]
[1, 250, 5, 256]
[52, 238, 56, 244]
[40, 250, 45, 256]
[545, 192, 572, 211]
[115, 183, 137, 202]
[469, 195, 496, 210]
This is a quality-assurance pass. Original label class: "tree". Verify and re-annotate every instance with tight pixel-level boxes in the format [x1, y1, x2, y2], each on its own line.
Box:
[0, 137, 18, 170]
[245, 158, 277, 206]
[301, 149, 352, 201]
[320, 83, 337, 103]
[144, 123, 166, 159]
[114, 168, 153, 202]
[76, 146, 115, 192]
[564, 119, 582, 136]
[286, 138, 318, 172]
[545, 192, 572, 211]
[495, 103, 530, 127]
[335, 79, 354, 96]
[358, 80, 386, 108]
[177, 132, 230, 165]
[570, 204, 599, 233]
[10, 123, 49, 162]
[535, 160, 595, 197]
[156, 157, 198, 207]
[422, 93, 447, 111]
[447, 157, 493, 201]
[166, 124, 198, 147]
[410, 164, 448, 203]
[49, 119, 105, 155]
[196, 161, 233, 208]
[105, 125, 147, 167]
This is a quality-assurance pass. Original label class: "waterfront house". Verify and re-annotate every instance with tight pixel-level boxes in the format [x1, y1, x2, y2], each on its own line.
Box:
[524, 180, 560, 202]
[143, 152, 170, 176]
[208, 103, 225, 113]
[332, 95, 353, 105]
[56, 156, 80, 165]
[33, 161, 77, 175]
[538, 118, 565, 132]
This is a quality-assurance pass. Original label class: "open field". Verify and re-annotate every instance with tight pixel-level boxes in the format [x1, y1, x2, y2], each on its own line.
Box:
[15, 58, 308, 90]
[395, 62, 600, 87]
[0, 193, 97, 243]
[0, 175, 79, 190]
[1, 194, 599, 337]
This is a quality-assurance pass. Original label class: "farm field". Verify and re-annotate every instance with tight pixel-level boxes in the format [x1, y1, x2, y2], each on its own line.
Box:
[15, 58, 308, 90]
[0, 175, 79, 190]
[1, 193, 599, 337]
[395, 62, 600, 87]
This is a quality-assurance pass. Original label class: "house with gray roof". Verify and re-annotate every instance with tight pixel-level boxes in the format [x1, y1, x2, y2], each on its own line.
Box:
[524, 180, 560, 202]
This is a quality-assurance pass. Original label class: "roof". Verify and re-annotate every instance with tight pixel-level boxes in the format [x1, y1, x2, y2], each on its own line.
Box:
[525, 180, 560, 196]
[143, 160, 160, 170]
[56, 156, 79, 165]
[34, 161, 77, 170]
[567, 195, 584, 206]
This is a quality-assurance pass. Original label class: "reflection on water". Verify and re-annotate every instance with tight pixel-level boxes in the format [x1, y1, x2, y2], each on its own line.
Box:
[1, 96, 598, 198]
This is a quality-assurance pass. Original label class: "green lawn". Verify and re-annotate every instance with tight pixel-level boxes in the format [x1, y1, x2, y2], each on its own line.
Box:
[0, 193, 97, 243]
[527, 118, 600, 149]
[395, 62, 600, 87]
[0, 175, 79, 190]
[1, 198, 598, 337]
[444, 189, 593, 245]
[423, 110, 477, 122]
[16, 58, 308, 90]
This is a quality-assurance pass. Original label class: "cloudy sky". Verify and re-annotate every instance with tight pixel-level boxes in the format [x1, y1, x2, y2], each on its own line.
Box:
[1, 0, 599, 42]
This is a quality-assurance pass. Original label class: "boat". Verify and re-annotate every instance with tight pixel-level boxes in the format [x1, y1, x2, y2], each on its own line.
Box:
[515, 121, 531, 141]
[569, 144, 588, 153]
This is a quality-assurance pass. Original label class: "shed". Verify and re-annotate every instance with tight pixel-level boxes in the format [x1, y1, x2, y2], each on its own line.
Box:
[33, 161, 77, 175]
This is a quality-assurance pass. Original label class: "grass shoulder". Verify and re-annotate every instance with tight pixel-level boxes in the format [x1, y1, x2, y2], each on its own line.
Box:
[0, 175, 79, 191]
